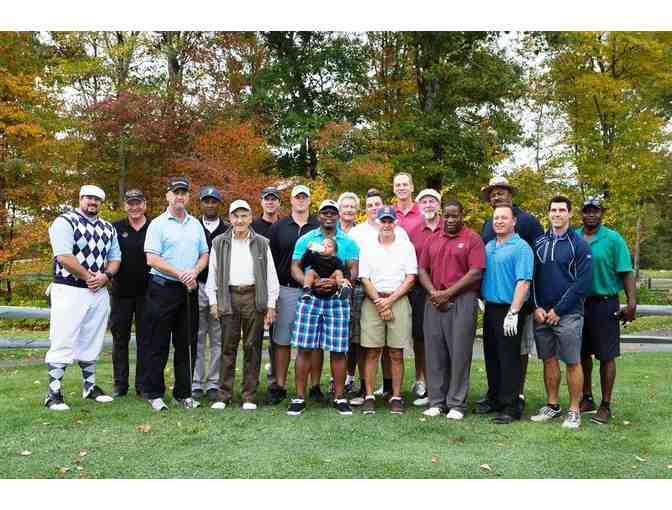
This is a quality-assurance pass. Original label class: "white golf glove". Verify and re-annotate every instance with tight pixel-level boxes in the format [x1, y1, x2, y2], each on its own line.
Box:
[503, 310, 518, 337]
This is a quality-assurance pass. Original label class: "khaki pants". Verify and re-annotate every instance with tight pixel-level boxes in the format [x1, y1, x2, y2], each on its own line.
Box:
[218, 286, 265, 403]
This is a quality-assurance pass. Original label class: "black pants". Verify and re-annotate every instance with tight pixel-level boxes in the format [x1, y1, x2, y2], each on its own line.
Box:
[483, 303, 527, 414]
[143, 278, 198, 400]
[110, 294, 146, 393]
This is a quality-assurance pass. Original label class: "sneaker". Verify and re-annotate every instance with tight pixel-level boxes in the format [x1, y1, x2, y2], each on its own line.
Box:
[287, 398, 306, 416]
[83, 385, 114, 403]
[148, 397, 168, 411]
[562, 410, 581, 429]
[446, 409, 464, 420]
[191, 388, 205, 400]
[206, 388, 219, 402]
[176, 397, 200, 409]
[412, 380, 427, 398]
[591, 405, 611, 425]
[580, 395, 597, 413]
[362, 396, 376, 415]
[308, 385, 325, 403]
[44, 391, 70, 411]
[268, 386, 287, 405]
[413, 396, 429, 407]
[242, 402, 257, 411]
[112, 385, 128, 398]
[530, 405, 563, 422]
[423, 406, 444, 417]
[350, 396, 365, 406]
[389, 397, 404, 414]
[334, 398, 353, 416]
[211, 401, 227, 410]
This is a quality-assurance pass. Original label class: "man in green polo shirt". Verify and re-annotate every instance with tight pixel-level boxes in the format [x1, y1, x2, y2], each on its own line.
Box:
[577, 197, 636, 424]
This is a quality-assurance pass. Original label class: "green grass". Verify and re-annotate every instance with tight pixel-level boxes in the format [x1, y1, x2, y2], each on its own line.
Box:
[1, 353, 671, 479]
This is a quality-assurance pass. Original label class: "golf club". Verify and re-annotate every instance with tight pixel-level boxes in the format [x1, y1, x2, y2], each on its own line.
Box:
[184, 284, 196, 408]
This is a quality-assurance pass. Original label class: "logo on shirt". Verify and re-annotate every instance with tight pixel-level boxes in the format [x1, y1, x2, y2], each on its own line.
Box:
[458, 243, 464, 249]
[121, 231, 129, 238]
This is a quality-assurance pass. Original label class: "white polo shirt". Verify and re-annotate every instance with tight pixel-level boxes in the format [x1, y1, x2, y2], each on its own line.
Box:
[349, 220, 409, 247]
[358, 234, 417, 293]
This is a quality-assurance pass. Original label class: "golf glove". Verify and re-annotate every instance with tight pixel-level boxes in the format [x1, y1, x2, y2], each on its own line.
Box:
[503, 310, 518, 336]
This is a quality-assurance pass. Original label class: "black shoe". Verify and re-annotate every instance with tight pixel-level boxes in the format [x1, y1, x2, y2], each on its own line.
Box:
[309, 385, 325, 403]
[135, 387, 143, 397]
[580, 395, 597, 413]
[474, 398, 499, 414]
[268, 386, 288, 405]
[492, 413, 515, 424]
[112, 386, 128, 398]
[334, 398, 353, 416]
[287, 398, 306, 416]
[206, 388, 219, 402]
[192, 388, 205, 400]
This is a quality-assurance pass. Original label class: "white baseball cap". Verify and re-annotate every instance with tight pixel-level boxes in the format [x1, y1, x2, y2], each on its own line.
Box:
[79, 185, 106, 201]
[229, 199, 252, 214]
[318, 199, 339, 213]
[291, 185, 311, 198]
[415, 188, 441, 203]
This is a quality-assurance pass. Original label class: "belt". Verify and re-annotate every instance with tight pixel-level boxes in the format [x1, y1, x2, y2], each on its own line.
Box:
[150, 275, 184, 288]
[587, 294, 618, 300]
[229, 284, 255, 293]
[377, 292, 393, 298]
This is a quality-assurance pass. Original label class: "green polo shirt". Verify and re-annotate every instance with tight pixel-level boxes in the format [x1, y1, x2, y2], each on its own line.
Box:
[575, 224, 633, 297]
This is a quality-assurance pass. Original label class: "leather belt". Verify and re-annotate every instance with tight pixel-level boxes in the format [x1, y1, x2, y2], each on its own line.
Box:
[377, 292, 393, 298]
[150, 275, 183, 288]
[229, 285, 255, 293]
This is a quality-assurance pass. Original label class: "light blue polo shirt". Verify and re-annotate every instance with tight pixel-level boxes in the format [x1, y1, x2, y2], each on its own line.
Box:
[144, 208, 208, 281]
[292, 228, 359, 264]
[481, 233, 533, 305]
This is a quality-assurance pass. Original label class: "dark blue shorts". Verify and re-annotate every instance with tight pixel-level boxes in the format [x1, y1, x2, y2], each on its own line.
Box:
[582, 295, 621, 361]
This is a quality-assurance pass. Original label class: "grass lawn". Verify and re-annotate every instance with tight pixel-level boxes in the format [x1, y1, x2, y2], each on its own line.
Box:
[1, 352, 671, 479]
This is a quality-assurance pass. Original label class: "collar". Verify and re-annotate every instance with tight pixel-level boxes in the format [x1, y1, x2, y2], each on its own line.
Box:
[394, 201, 419, 216]
[421, 215, 443, 231]
[76, 209, 99, 223]
[166, 207, 191, 224]
[288, 214, 318, 227]
[495, 233, 521, 245]
[440, 225, 466, 239]
[578, 224, 606, 242]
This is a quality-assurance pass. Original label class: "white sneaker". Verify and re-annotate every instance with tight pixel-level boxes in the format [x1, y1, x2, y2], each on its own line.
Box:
[242, 402, 257, 411]
[149, 398, 168, 411]
[177, 397, 200, 409]
[530, 405, 563, 422]
[413, 396, 430, 407]
[562, 410, 581, 429]
[412, 380, 427, 398]
[446, 409, 464, 420]
[349, 396, 365, 406]
[211, 401, 226, 410]
[83, 385, 114, 403]
[45, 392, 70, 411]
[423, 406, 444, 417]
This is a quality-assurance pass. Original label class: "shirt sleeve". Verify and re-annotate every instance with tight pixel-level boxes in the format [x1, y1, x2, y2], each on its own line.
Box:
[49, 217, 75, 257]
[467, 235, 486, 270]
[107, 228, 122, 261]
[204, 245, 218, 305]
[613, 232, 634, 273]
[404, 241, 418, 275]
[292, 234, 309, 261]
[515, 243, 534, 281]
[144, 218, 162, 255]
[266, 246, 280, 308]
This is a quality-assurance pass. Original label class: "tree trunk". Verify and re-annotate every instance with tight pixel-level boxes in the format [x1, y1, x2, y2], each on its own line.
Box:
[634, 206, 642, 280]
[117, 137, 128, 207]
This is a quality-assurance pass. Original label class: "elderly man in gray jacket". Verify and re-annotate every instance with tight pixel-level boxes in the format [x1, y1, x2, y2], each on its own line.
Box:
[205, 199, 280, 410]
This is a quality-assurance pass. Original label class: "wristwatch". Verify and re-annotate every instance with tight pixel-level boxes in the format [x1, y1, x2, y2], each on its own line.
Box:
[104, 270, 115, 281]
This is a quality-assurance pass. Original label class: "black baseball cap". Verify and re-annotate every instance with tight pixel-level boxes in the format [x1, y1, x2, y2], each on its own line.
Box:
[582, 197, 604, 210]
[261, 186, 281, 199]
[167, 176, 190, 192]
[124, 189, 145, 202]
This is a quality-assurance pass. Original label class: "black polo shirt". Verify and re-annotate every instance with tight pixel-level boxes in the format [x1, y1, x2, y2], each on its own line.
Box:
[197, 217, 231, 284]
[111, 217, 151, 297]
[269, 214, 319, 287]
[481, 205, 544, 250]
[251, 216, 277, 239]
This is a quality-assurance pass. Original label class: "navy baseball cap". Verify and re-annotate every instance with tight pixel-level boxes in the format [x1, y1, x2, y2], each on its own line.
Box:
[582, 196, 604, 210]
[199, 186, 222, 202]
[377, 206, 397, 221]
[167, 176, 190, 192]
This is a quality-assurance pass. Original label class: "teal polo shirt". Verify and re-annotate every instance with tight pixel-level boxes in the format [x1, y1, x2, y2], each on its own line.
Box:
[292, 228, 359, 264]
[576, 224, 633, 297]
[144, 208, 209, 281]
[481, 233, 533, 305]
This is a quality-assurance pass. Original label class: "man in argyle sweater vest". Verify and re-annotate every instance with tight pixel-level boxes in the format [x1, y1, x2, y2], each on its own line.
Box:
[44, 185, 122, 411]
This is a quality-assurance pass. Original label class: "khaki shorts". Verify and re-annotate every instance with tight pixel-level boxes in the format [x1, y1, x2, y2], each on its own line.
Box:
[360, 295, 412, 349]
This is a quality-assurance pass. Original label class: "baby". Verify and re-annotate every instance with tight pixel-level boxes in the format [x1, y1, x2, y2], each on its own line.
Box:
[300, 238, 352, 301]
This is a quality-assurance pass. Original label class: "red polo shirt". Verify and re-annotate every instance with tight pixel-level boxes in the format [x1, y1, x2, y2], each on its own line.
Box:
[408, 216, 443, 259]
[419, 226, 485, 292]
[394, 202, 424, 234]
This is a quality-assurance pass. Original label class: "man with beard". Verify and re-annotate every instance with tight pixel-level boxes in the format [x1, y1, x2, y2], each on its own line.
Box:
[191, 186, 230, 403]
[418, 199, 485, 421]
[143, 177, 209, 411]
[577, 197, 636, 424]
[476, 176, 543, 416]
[110, 189, 150, 398]
[45, 185, 121, 410]
[287, 200, 359, 416]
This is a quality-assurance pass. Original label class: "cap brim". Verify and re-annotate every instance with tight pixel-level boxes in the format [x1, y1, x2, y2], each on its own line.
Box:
[480, 185, 516, 201]
[262, 192, 280, 199]
[319, 207, 338, 213]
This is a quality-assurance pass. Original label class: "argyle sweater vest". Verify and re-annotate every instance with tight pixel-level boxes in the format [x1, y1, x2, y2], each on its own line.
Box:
[52, 210, 115, 288]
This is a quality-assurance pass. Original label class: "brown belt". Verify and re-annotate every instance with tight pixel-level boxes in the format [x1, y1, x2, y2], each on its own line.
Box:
[229, 285, 255, 293]
[377, 292, 393, 298]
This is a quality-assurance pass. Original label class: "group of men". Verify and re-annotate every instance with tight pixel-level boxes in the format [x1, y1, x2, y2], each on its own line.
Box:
[43, 172, 637, 428]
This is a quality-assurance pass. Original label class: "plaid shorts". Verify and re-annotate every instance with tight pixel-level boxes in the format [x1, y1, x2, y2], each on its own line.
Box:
[291, 295, 351, 353]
